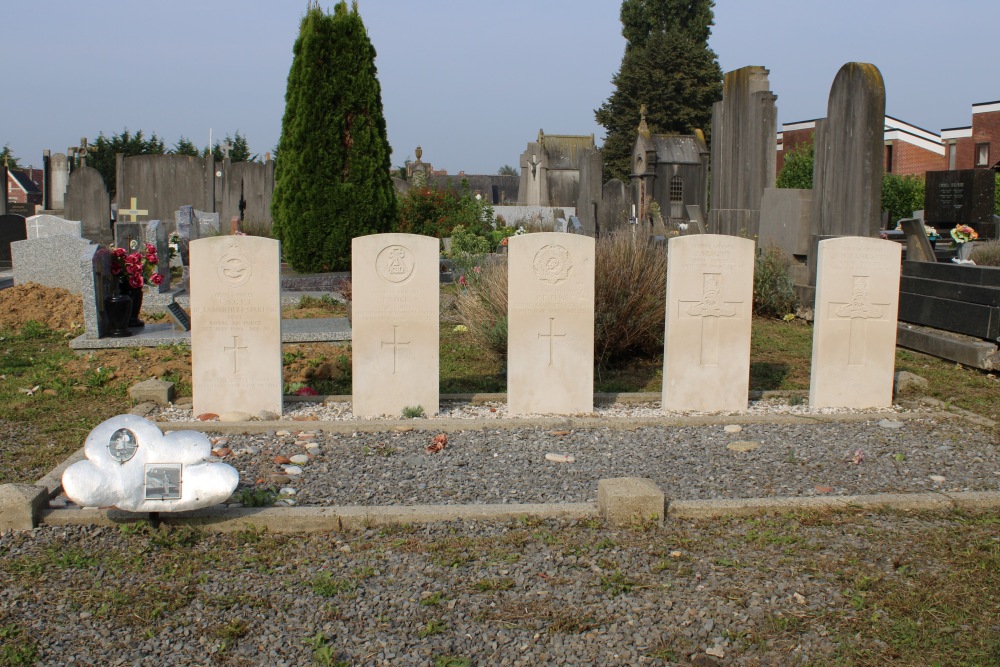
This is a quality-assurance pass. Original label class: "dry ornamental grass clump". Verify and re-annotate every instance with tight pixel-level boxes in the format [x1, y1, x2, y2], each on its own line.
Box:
[969, 240, 1000, 267]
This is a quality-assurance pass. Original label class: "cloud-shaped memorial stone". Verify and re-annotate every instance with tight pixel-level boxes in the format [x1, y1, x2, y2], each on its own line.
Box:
[62, 414, 239, 512]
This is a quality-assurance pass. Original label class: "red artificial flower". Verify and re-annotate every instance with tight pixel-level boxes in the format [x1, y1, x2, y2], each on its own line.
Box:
[113, 247, 127, 258]
[458, 274, 468, 287]
[150, 273, 164, 286]
[295, 386, 319, 396]
[128, 275, 143, 289]
[111, 263, 122, 275]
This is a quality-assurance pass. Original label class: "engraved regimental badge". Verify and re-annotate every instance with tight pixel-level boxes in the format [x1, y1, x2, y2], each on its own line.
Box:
[376, 245, 415, 283]
[532, 245, 573, 285]
[218, 243, 253, 288]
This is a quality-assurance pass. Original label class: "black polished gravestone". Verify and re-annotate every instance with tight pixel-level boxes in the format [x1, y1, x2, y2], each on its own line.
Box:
[0, 213, 28, 268]
[924, 169, 997, 238]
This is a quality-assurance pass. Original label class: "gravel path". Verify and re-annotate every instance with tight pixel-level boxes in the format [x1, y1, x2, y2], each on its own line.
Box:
[77, 402, 997, 511]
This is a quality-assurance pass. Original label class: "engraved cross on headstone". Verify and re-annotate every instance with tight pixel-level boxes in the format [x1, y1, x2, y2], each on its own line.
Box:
[224, 335, 248, 373]
[679, 273, 741, 366]
[27, 217, 43, 239]
[119, 197, 148, 222]
[829, 275, 889, 366]
[381, 325, 410, 374]
[538, 317, 567, 366]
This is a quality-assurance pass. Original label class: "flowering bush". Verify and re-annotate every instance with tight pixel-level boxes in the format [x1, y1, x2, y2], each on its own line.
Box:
[111, 242, 163, 289]
[950, 224, 979, 245]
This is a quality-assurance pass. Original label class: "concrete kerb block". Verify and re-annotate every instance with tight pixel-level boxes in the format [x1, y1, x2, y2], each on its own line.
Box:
[129, 378, 175, 404]
[598, 477, 665, 527]
[0, 484, 49, 531]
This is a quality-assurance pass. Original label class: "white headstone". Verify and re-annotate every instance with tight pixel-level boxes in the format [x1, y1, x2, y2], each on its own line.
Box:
[352, 233, 439, 417]
[190, 236, 282, 416]
[507, 233, 595, 415]
[809, 237, 901, 408]
[25, 214, 82, 240]
[662, 235, 754, 412]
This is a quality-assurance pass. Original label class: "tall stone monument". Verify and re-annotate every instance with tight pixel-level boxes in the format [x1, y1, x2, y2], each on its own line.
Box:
[351, 233, 439, 417]
[709, 66, 778, 238]
[662, 235, 754, 412]
[507, 233, 595, 415]
[190, 236, 282, 417]
[809, 237, 900, 409]
[811, 63, 886, 240]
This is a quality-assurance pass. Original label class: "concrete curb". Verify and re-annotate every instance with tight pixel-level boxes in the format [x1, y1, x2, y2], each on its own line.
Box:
[136, 408, 959, 436]
[35, 491, 1000, 533]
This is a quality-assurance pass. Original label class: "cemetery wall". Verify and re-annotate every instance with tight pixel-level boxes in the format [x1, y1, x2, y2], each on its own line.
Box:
[221, 160, 274, 230]
[118, 154, 215, 230]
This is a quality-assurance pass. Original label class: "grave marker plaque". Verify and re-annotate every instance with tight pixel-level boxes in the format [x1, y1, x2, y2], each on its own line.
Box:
[924, 169, 996, 238]
[662, 235, 754, 411]
[507, 233, 595, 415]
[809, 237, 900, 408]
[190, 236, 282, 416]
[351, 234, 439, 417]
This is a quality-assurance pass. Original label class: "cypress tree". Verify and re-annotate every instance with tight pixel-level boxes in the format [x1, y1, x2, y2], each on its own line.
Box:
[272, 1, 397, 272]
[596, 0, 723, 182]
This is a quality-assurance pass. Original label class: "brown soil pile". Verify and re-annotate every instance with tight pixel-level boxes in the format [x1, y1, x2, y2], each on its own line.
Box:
[0, 282, 85, 331]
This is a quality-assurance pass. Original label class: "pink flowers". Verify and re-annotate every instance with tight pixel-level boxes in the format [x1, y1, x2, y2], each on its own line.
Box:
[111, 242, 160, 289]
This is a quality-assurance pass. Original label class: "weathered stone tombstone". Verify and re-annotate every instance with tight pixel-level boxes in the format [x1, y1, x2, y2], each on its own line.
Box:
[351, 233, 439, 417]
[25, 214, 82, 240]
[61, 414, 238, 512]
[685, 205, 708, 234]
[709, 66, 778, 238]
[898, 218, 936, 263]
[0, 214, 28, 268]
[64, 166, 112, 246]
[114, 221, 145, 251]
[195, 209, 220, 236]
[662, 235, 754, 412]
[507, 233, 595, 415]
[190, 236, 282, 417]
[811, 63, 886, 241]
[809, 237, 901, 408]
[12, 236, 93, 294]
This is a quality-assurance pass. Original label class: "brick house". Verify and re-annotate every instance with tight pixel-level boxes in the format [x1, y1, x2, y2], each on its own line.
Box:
[5, 167, 43, 206]
[776, 115, 945, 178]
[941, 99, 1000, 171]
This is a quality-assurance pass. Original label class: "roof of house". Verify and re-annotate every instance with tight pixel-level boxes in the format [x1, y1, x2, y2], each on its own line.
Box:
[7, 169, 42, 195]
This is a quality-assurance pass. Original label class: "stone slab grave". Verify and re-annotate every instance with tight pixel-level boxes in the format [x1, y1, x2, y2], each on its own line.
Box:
[507, 233, 595, 415]
[352, 233, 439, 417]
[898, 218, 936, 263]
[190, 236, 282, 417]
[662, 234, 754, 412]
[25, 214, 82, 239]
[12, 236, 94, 294]
[0, 213, 28, 268]
[62, 414, 238, 512]
[809, 237, 901, 409]
[79, 244, 120, 339]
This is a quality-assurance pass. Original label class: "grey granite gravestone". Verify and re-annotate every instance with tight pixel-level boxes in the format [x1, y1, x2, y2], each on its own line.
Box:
[144, 220, 170, 293]
[899, 218, 936, 263]
[194, 209, 220, 236]
[758, 188, 812, 260]
[64, 166, 112, 246]
[0, 214, 28, 269]
[568, 216, 584, 233]
[80, 244, 118, 339]
[12, 236, 94, 293]
[114, 221, 145, 252]
[811, 62, 885, 241]
[25, 214, 83, 240]
[709, 66, 778, 238]
[685, 205, 708, 234]
[554, 218, 568, 233]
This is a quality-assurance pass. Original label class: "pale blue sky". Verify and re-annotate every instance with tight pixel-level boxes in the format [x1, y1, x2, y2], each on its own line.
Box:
[4, 1, 997, 174]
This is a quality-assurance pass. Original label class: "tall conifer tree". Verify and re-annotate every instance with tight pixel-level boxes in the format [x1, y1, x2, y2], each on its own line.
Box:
[272, 1, 397, 272]
[596, 0, 723, 182]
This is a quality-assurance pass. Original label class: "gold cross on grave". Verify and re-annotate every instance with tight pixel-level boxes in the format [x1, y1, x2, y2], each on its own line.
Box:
[538, 317, 567, 366]
[829, 275, 889, 367]
[119, 197, 148, 222]
[381, 325, 410, 374]
[224, 335, 248, 374]
[679, 273, 742, 367]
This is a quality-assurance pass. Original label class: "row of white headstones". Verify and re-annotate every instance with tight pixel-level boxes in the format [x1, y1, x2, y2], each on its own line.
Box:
[188, 232, 901, 418]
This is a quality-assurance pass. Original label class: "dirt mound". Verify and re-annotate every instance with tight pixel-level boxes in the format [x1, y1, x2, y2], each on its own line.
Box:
[0, 282, 85, 332]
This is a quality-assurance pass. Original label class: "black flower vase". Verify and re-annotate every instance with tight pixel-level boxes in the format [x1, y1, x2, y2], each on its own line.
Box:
[104, 291, 133, 338]
[126, 283, 145, 328]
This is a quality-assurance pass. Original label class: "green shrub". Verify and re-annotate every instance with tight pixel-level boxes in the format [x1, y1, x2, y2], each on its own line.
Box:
[396, 182, 495, 240]
[970, 240, 1000, 267]
[882, 173, 925, 226]
[450, 224, 493, 255]
[776, 142, 813, 189]
[452, 229, 668, 366]
[753, 245, 797, 318]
